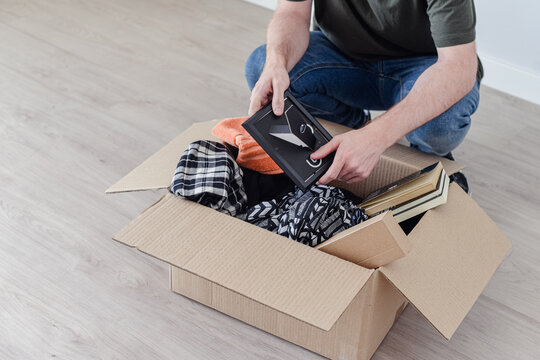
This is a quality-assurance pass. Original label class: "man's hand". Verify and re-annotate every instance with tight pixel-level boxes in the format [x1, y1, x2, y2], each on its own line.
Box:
[248, 62, 290, 116]
[248, 0, 311, 116]
[311, 124, 389, 184]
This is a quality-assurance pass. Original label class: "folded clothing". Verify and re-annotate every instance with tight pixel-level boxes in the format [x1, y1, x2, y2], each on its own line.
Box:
[212, 117, 283, 175]
[171, 140, 365, 247]
[170, 140, 247, 217]
[246, 185, 368, 247]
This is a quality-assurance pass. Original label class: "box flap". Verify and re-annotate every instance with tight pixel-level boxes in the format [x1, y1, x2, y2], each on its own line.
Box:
[106, 120, 221, 193]
[315, 211, 411, 269]
[382, 144, 463, 176]
[114, 192, 374, 331]
[380, 184, 511, 339]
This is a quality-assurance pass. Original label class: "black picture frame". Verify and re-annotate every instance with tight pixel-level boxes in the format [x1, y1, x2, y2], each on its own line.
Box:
[242, 91, 335, 191]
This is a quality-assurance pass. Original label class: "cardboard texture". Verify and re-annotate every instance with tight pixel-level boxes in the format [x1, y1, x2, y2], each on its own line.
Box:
[114, 192, 373, 331]
[169, 265, 406, 360]
[108, 119, 511, 360]
[381, 183, 512, 339]
[315, 211, 411, 269]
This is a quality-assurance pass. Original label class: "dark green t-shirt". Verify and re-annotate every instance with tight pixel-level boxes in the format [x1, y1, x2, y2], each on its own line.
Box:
[288, 0, 482, 80]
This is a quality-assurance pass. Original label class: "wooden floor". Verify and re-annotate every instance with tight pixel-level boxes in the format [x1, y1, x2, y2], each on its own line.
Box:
[0, 0, 539, 359]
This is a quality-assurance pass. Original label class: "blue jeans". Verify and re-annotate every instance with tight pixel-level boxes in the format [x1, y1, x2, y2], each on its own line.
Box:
[245, 31, 480, 156]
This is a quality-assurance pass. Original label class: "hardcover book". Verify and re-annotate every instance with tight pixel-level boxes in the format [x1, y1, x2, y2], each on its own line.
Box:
[360, 162, 449, 222]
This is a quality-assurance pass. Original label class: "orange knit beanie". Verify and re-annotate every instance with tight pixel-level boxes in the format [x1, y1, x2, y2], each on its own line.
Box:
[212, 117, 283, 175]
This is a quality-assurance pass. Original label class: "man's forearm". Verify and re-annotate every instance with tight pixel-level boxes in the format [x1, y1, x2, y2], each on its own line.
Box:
[372, 45, 478, 149]
[266, 9, 310, 71]
[248, 1, 311, 116]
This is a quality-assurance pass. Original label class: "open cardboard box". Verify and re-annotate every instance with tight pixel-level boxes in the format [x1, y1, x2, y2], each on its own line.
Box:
[107, 119, 511, 360]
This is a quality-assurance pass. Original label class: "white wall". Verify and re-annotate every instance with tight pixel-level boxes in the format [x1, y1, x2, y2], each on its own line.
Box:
[244, 0, 540, 105]
[475, 0, 540, 105]
[245, 0, 277, 9]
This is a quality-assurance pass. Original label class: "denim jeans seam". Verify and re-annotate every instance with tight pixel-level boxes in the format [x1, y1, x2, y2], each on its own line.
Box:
[290, 63, 377, 85]
[290, 62, 403, 90]
[380, 74, 402, 82]
[299, 100, 336, 116]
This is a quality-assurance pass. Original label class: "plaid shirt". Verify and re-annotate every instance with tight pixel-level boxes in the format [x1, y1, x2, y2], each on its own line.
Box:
[171, 140, 247, 217]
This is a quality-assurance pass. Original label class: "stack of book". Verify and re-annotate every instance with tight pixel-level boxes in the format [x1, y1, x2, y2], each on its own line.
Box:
[360, 162, 449, 223]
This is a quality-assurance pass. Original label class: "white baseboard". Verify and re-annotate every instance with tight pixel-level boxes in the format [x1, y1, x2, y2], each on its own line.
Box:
[478, 54, 540, 106]
[241, 1, 540, 106]
[243, 0, 277, 10]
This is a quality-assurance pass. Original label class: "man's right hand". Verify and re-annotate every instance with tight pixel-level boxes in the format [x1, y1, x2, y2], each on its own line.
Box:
[248, 61, 290, 117]
[247, 0, 311, 117]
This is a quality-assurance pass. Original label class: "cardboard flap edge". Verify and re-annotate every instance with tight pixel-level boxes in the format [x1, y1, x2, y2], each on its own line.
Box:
[112, 194, 169, 247]
[105, 120, 222, 194]
[316, 211, 411, 269]
[380, 184, 511, 339]
[113, 193, 374, 331]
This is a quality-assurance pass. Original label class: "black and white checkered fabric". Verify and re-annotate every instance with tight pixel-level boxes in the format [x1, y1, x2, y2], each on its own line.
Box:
[246, 185, 368, 247]
[170, 140, 247, 217]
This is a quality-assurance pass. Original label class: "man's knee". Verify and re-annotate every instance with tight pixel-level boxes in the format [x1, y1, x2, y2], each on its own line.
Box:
[407, 89, 479, 156]
[406, 84, 479, 156]
[245, 44, 267, 90]
[407, 113, 472, 156]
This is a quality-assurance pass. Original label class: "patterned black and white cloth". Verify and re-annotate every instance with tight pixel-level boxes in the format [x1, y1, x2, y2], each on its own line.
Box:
[170, 140, 247, 217]
[171, 141, 367, 246]
[246, 185, 368, 247]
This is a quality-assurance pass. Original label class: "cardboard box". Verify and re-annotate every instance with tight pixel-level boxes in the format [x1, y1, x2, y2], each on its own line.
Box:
[107, 119, 511, 360]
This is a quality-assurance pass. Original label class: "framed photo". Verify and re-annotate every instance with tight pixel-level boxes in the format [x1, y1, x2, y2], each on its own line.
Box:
[243, 91, 334, 190]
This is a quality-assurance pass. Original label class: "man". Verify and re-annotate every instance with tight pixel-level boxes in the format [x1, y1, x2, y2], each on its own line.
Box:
[245, 0, 480, 192]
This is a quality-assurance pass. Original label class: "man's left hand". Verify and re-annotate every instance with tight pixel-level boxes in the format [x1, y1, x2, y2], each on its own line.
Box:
[311, 125, 389, 185]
